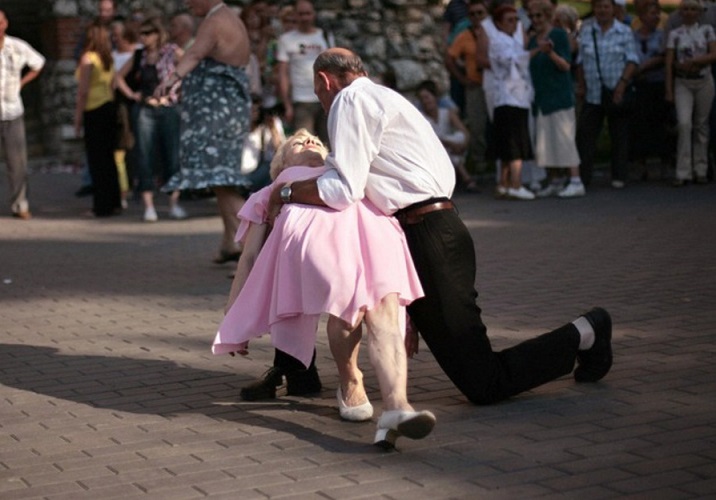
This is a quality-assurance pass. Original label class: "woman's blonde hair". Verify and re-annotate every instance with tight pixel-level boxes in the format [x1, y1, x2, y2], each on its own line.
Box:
[269, 128, 327, 180]
[531, 0, 555, 19]
[554, 4, 579, 32]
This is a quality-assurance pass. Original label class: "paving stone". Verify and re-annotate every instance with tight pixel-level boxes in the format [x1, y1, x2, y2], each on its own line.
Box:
[2, 171, 715, 498]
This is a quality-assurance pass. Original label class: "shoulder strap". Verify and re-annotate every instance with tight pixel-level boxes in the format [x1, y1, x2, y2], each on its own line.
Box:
[592, 27, 604, 85]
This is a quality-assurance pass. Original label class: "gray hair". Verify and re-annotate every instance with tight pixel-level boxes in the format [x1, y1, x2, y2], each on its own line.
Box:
[313, 49, 368, 86]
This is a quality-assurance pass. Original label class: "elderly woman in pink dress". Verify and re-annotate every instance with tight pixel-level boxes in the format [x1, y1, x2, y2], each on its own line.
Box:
[213, 129, 436, 449]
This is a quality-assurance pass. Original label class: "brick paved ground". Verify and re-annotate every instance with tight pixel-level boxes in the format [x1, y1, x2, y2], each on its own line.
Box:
[1, 166, 715, 499]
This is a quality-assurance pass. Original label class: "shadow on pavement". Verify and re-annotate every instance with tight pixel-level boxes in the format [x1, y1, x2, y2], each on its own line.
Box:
[0, 343, 380, 455]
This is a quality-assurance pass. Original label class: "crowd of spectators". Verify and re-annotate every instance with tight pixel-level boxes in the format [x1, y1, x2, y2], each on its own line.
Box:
[70, 0, 316, 223]
[443, 0, 716, 199]
[8, 0, 715, 222]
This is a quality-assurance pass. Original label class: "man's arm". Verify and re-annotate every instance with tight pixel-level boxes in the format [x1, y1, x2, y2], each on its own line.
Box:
[20, 69, 41, 88]
[21, 42, 45, 87]
[266, 177, 326, 225]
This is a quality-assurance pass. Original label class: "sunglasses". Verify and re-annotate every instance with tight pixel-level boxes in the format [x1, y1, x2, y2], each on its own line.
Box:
[140, 29, 158, 36]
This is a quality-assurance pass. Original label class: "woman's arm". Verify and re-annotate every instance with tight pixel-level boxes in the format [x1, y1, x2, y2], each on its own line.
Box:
[689, 40, 716, 68]
[476, 30, 491, 70]
[637, 53, 665, 77]
[114, 53, 141, 102]
[225, 222, 269, 314]
[155, 18, 218, 96]
[546, 33, 571, 72]
[74, 54, 92, 137]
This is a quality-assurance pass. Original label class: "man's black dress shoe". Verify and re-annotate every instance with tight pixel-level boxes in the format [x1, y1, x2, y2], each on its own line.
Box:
[574, 307, 613, 382]
[240, 365, 322, 401]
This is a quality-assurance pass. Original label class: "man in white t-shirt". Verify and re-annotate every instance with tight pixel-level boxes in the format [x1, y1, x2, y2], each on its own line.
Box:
[276, 0, 331, 143]
[0, 10, 45, 220]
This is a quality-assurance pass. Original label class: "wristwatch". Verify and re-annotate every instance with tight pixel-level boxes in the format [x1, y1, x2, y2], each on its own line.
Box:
[280, 182, 293, 203]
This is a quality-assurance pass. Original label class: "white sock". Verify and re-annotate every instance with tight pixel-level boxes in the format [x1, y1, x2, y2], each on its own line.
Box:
[570, 176, 582, 185]
[573, 316, 595, 350]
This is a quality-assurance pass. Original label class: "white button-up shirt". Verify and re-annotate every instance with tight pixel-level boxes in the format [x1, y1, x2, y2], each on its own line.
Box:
[317, 77, 456, 215]
[0, 35, 45, 121]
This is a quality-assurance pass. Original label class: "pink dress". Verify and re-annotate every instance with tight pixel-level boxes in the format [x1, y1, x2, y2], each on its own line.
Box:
[212, 166, 424, 367]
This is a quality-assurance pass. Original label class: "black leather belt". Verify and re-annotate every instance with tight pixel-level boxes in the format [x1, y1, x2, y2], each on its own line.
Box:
[394, 199, 455, 225]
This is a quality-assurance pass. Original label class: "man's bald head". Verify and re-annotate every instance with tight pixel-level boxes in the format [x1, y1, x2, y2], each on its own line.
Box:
[313, 48, 367, 85]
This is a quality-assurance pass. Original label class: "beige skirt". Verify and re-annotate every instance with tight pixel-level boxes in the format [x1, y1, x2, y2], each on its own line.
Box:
[534, 108, 580, 168]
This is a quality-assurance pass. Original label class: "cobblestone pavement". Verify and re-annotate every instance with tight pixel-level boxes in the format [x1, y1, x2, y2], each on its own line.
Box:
[1, 167, 715, 499]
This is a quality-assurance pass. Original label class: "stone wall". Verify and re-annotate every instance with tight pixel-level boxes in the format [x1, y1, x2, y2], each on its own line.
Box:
[31, 0, 449, 160]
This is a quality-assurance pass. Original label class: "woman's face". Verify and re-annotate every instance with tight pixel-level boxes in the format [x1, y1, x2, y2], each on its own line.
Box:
[641, 4, 661, 29]
[680, 2, 702, 24]
[496, 11, 519, 35]
[468, 3, 488, 25]
[283, 135, 327, 167]
[528, 6, 549, 31]
[139, 26, 159, 49]
[416, 89, 438, 114]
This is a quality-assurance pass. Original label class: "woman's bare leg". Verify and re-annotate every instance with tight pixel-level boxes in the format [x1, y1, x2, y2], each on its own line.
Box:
[509, 159, 523, 189]
[213, 186, 245, 254]
[327, 316, 368, 407]
[363, 293, 412, 412]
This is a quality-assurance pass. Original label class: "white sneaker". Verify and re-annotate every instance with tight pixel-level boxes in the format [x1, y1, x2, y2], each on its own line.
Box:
[558, 182, 586, 198]
[537, 183, 562, 198]
[143, 207, 158, 222]
[507, 186, 536, 200]
[611, 180, 625, 189]
[169, 204, 188, 220]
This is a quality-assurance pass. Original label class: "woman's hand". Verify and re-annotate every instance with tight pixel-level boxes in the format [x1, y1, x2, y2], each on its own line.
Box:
[405, 315, 419, 358]
[154, 72, 181, 99]
[228, 342, 249, 357]
[538, 39, 553, 54]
